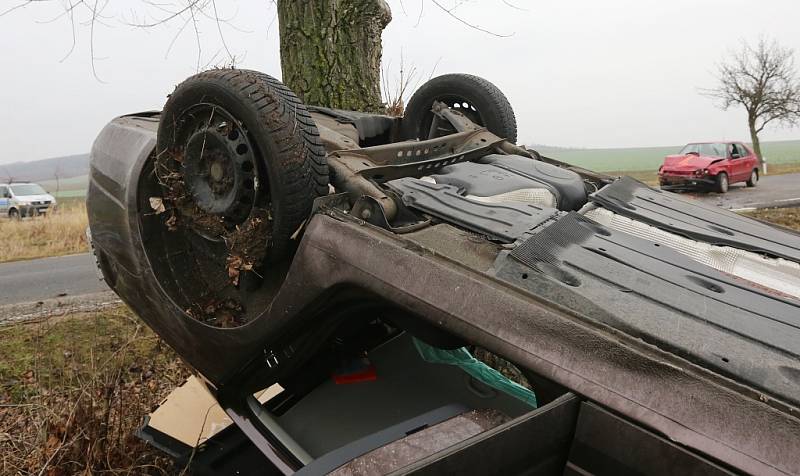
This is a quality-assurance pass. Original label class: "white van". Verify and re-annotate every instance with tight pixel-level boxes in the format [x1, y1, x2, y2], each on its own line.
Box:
[0, 183, 57, 218]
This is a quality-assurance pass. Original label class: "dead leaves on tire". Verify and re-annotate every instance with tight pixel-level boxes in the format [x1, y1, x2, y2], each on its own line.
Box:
[186, 297, 244, 328]
[152, 148, 272, 286]
[151, 149, 273, 327]
[222, 208, 271, 286]
[148, 197, 166, 215]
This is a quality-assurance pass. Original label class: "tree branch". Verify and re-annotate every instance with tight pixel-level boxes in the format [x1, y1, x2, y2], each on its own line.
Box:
[702, 37, 800, 161]
[429, 0, 512, 37]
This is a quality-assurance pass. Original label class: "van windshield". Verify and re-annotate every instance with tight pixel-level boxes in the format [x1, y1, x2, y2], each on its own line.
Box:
[10, 184, 46, 196]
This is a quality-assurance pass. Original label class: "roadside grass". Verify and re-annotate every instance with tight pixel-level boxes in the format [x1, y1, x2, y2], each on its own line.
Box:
[603, 169, 661, 186]
[766, 162, 800, 175]
[741, 207, 800, 232]
[0, 306, 188, 475]
[0, 200, 89, 263]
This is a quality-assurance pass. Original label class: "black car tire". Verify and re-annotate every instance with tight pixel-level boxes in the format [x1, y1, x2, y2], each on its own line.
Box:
[746, 169, 758, 187]
[715, 172, 729, 194]
[157, 69, 328, 261]
[402, 73, 517, 142]
[8, 208, 19, 219]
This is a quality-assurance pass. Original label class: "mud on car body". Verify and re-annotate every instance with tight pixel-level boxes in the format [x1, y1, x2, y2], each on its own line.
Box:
[87, 70, 800, 475]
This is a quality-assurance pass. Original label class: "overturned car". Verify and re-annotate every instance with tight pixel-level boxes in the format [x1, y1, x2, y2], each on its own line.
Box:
[87, 70, 800, 475]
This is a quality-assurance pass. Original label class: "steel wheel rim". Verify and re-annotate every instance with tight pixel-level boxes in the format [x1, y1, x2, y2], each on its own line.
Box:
[423, 94, 485, 138]
[158, 103, 270, 239]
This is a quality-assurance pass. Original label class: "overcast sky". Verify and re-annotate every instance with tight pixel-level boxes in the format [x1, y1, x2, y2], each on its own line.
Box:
[1, 0, 799, 165]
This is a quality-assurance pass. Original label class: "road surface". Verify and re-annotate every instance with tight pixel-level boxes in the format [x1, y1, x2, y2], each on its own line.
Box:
[686, 172, 800, 210]
[0, 253, 108, 306]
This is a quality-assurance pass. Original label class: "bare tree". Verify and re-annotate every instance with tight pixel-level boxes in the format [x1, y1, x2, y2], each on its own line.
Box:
[2, 167, 13, 184]
[53, 159, 62, 196]
[703, 38, 800, 164]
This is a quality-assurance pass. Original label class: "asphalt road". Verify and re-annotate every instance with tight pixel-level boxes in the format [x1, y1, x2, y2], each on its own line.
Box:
[0, 253, 108, 306]
[685, 172, 800, 210]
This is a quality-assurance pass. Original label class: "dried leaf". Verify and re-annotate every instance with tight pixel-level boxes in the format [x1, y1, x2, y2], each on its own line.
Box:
[226, 255, 255, 286]
[227, 256, 243, 286]
[149, 197, 166, 214]
[45, 434, 60, 451]
[165, 214, 178, 231]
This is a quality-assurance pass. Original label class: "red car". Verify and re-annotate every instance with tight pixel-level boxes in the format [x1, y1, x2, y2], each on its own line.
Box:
[658, 142, 760, 193]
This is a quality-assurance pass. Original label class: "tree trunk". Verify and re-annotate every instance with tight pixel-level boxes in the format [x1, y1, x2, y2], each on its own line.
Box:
[277, 0, 391, 113]
[748, 117, 763, 165]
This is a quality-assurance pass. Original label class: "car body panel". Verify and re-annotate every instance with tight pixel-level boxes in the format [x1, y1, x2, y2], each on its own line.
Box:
[500, 211, 800, 405]
[662, 154, 723, 171]
[88, 112, 800, 475]
[188, 212, 800, 474]
[94, 196, 800, 474]
[593, 177, 800, 260]
[0, 184, 9, 215]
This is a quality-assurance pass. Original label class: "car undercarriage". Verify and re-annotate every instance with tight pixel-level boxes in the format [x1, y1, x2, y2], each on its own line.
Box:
[87, 70, 800, 475]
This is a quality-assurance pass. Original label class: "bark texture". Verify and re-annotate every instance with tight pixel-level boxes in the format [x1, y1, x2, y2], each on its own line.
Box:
[277, 0, 391, 112]
[748, 116, 763, 163]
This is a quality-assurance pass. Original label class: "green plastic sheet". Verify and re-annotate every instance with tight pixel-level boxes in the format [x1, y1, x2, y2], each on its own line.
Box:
[413, 338, 537, 408]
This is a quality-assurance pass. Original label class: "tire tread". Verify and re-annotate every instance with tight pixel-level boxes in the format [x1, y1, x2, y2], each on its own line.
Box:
[403, 73, 517, 142]
[158, 69, 329, 259]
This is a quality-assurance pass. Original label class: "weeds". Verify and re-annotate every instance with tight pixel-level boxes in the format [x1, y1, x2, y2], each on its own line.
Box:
[382, 60, 417, 117]
[0, 201, 89, 263]
[741, 206, 800, 232]
[0, 306, 189, 475]
[381, 52, 433, 117]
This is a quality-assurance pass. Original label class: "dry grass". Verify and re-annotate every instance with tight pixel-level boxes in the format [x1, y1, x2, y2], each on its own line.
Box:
[741, 207, 800, 232]
[604, 169, 661, 186]
[0, 200, 89, 263]
[381, 62, 418, 117]
[0, 306, 189, 475]
[765, 162, 800, 175]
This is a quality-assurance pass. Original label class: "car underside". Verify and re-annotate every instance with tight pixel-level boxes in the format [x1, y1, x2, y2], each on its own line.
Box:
[87, 70, 800, 475]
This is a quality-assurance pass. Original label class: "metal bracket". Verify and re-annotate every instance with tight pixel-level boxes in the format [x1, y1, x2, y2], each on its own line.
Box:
[350, 195, 431, 234]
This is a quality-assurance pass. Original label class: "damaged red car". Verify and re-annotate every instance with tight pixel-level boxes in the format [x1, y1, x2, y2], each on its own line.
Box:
[658, 141, 760, 193]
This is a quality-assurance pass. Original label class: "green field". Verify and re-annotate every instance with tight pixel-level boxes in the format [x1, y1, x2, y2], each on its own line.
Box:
[38, 174, 88, 198]
[24, 139, 800, 199]
[533, 139, 800, 172]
